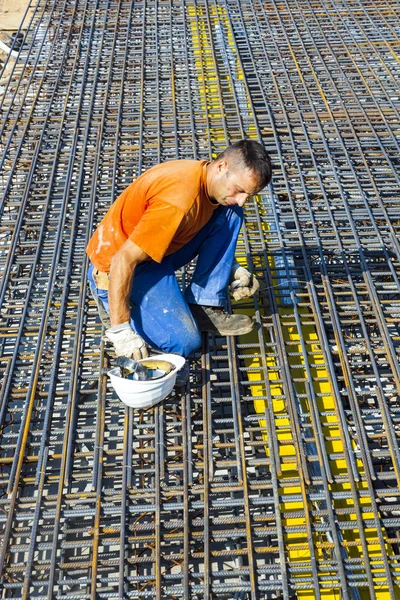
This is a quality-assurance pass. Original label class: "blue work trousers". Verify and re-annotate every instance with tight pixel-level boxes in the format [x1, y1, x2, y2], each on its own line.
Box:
[87, 205, 243, 357]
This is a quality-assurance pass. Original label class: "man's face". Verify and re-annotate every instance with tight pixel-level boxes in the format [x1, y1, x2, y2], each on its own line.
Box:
[209, 160, 261, 207]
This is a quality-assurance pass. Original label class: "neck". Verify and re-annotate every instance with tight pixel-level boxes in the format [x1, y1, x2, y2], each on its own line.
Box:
[205, 161, 214, 200]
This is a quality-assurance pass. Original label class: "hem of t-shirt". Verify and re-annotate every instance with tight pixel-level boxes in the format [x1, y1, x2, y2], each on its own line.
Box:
[87, 255, 110, 273]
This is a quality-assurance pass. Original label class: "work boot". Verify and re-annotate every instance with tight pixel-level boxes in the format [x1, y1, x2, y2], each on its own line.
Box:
[189, 304, 254, 336]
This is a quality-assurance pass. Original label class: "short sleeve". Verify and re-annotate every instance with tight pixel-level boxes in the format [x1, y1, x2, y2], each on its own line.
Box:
[129, 199, 185, 263]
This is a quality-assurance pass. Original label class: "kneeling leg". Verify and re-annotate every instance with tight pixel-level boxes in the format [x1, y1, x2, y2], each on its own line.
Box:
[130, 258, 201, 358]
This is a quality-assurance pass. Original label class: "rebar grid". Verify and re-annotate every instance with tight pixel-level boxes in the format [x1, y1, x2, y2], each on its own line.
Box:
[0, 0, 400, 598]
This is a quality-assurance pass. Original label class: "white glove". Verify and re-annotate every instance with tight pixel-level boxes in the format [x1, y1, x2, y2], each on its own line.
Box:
[105, 322, 148, 360]
[230, 259, 260, 301]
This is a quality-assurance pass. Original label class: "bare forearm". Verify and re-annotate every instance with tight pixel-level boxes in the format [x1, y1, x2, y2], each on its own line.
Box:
[108, 239, 149, 327]
[108, 256, 135, 326]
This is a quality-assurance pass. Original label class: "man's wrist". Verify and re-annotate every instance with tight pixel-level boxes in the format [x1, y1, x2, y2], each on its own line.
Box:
[230, 259, 243, 281]
[106, 321, 131, 334]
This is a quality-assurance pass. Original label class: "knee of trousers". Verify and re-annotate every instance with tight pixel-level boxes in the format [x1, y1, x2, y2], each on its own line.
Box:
[169, 327, 202, 358]
[226, 204, 244, 226]
[209, 204, 243, 233]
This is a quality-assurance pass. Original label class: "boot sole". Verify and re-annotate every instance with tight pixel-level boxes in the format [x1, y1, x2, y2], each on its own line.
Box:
[202, 323, 254, 336]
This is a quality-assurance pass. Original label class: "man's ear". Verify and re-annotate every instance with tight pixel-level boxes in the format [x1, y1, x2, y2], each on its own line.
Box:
[217, 159, 228, 173]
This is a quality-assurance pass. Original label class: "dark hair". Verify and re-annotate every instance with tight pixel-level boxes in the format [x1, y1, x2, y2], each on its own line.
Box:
[216, 140, 272, 190]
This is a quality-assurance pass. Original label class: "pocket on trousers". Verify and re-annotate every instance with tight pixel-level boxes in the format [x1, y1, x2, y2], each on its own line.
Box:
[93, 269, 109, 291]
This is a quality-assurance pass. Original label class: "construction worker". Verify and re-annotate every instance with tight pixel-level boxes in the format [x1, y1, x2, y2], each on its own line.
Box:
[87, 140, 272, 371]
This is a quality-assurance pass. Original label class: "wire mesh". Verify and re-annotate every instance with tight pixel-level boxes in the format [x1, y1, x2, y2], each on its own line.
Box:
[0, 0, 400, 598]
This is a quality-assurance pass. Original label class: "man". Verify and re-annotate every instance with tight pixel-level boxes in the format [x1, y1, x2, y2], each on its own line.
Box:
[87, 139, 272, 364]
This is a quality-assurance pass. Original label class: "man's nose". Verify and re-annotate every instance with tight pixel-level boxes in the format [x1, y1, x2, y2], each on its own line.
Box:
[236, 194, 248, 207]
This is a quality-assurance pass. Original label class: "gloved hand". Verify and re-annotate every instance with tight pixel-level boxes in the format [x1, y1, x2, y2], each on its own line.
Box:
[230, 259, 260, 301]
[105, 322, 148, 360]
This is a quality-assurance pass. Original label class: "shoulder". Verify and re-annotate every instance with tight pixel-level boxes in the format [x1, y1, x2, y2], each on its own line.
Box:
[138, 160, 206, 210]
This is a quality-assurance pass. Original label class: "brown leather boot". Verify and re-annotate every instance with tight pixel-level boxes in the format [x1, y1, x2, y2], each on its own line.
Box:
[189, 304, 254, 336]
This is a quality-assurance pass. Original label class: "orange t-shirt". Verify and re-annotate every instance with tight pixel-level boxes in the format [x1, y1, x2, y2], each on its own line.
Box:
[86, 160, 218, 271]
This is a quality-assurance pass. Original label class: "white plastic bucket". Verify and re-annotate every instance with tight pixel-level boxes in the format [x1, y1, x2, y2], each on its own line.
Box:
[108, 353, 186, 409]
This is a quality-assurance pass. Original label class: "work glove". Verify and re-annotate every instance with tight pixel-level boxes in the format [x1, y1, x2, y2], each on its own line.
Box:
[105, 322, 148, 360]
[230, 259, 260, 301]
